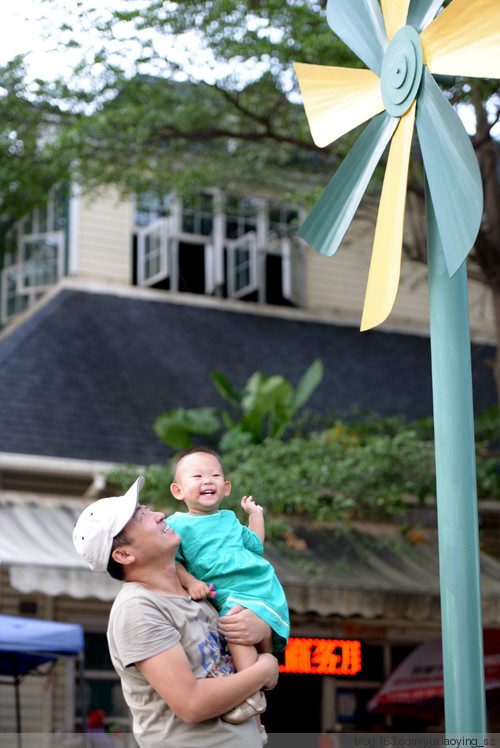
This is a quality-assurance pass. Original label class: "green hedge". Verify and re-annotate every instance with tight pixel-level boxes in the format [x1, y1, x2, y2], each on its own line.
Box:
[106, 407, 500, 538]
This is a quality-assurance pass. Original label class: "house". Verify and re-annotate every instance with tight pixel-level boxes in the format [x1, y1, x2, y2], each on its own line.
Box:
[1, 185, 496, 341]
[0, 183, 499, 734]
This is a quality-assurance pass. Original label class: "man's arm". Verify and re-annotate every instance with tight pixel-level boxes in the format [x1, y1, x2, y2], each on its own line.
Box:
[137, 642, 278, 724]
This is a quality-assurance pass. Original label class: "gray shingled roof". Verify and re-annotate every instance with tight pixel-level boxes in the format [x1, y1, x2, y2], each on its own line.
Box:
[0, 285, 496, 465]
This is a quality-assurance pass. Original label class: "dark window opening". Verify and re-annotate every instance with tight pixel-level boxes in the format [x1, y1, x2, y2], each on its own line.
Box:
[266, 254, 294, 307]
[178, 242, 205, 294]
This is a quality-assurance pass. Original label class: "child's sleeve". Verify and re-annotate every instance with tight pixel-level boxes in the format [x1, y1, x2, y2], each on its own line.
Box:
[240, 524, 264, 555]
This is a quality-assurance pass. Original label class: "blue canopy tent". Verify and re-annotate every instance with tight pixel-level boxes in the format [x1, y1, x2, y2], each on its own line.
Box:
[0, 614, 86, 742]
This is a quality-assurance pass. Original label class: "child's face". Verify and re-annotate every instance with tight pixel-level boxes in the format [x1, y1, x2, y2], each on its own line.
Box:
[170, 452, 231, 515]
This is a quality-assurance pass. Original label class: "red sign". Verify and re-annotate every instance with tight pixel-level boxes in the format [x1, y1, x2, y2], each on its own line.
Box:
[279, 637, 362, 675]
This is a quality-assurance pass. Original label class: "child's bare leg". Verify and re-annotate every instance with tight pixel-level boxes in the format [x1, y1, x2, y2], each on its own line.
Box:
[224, 641, 266, 730]
[228, 641, 262, 707]
[228, 640, 258, 671]
[255, 631, 273, 655]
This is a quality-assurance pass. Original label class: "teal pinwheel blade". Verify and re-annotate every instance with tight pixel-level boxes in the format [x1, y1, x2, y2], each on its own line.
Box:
[407, 0, 444, 32]
[416, 67, 483, 277]
[298, 111, 398, 256]
[326, 0, 387, 76]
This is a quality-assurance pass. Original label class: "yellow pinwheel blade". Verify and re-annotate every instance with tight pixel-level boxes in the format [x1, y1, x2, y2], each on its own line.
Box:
[360, 100, 416, 331]
[293, 63, 384, 148]
[381, 0, 410, 41]
[421, 0, 500, 78]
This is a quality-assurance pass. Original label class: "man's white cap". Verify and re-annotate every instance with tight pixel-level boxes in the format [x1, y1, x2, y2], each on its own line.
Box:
[73, 476, 145, 571]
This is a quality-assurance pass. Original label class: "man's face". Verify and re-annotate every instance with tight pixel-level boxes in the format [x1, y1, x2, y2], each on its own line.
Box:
[122, 504, 180, 561]
[171, 452, 231, 515]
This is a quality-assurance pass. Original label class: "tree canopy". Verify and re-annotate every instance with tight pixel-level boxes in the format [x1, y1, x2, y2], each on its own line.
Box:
[1, 0, 372, 213]
[0, 56, 72, 226]
[2, 1, 497, 210]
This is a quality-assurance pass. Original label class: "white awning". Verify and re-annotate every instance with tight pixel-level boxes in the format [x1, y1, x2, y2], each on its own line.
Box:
[2, 492, 500, 624]
[0, 493, 121, 601]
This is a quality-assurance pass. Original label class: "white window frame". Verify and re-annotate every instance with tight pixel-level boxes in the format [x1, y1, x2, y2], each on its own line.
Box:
[136, 217, 169, 286]
[18, 232, 65, 293]
[1, 187, 68, 325]
[281, 237, 306, 306]
[1, 233, 65, 325]
[132, 191, 305, 308]
[226, 231, 258, 298]
[1, 266, 27, 324]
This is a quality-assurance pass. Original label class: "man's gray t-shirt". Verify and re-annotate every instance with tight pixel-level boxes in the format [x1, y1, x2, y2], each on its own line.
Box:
[107, 582, 261, 748]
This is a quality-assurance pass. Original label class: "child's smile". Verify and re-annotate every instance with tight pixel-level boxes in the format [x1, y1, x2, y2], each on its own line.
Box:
[171, 452, 231, 515]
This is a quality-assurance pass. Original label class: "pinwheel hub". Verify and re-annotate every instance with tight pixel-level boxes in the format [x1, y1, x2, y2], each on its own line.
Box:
[381, 26, 423, 117]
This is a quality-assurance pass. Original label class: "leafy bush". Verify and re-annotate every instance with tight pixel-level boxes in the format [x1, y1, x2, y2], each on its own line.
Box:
[153, 359, 323, 451]
[106, 407, 500, 539]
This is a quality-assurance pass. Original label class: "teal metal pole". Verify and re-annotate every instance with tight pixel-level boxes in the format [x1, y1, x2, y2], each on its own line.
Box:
[427, 188, 487, 732]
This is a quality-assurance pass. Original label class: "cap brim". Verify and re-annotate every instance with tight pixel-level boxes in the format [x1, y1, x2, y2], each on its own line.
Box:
[112, 476, 145, 537]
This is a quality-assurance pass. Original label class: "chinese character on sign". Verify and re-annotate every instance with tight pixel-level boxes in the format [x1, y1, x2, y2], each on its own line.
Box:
[279, 638, 362, 675]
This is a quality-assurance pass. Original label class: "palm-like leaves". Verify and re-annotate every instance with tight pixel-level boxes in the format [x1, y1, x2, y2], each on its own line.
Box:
[294, 0, 500, 330]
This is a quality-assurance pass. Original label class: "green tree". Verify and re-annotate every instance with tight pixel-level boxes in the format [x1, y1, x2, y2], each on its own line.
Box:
[0, 57, 72, 230]
[2, 1, 499, 393]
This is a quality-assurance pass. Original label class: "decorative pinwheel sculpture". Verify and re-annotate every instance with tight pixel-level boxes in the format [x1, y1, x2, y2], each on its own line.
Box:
[294, 0, 499, 331]
[294, 0, 500, 732]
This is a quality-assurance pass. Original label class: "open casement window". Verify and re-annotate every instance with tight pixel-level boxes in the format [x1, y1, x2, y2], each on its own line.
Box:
[281, 237, 306, 307]
[136, 218, 169, 286]
[1, 267, 29, 323]
[226, 231, 258, 298]
[0, 186, 68, 325]
[19, 234, 64, 292]
[1, 233, 65, 325]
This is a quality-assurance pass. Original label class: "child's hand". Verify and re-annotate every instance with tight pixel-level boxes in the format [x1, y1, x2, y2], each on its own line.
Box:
[241, 495, 263, 516]
[187, 579, 213, 600]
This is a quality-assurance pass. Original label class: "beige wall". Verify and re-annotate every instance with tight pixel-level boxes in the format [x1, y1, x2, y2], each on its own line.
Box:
[304, 205, 496, 344]
[75, 189, 133, 285]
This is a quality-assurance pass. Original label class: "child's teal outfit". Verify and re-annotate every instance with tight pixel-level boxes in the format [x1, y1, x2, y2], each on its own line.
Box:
[167, 509, 290, 652]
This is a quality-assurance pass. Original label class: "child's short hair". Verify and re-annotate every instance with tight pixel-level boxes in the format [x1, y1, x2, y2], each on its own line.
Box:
[172, 446, 224, 481]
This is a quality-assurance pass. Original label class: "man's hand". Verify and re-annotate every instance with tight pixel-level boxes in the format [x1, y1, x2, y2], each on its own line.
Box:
[256, 652, 279, 691]
[218, 605, 271, 645]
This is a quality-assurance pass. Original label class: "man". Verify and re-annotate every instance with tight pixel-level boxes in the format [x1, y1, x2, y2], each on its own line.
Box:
[73, 476, 278, 747]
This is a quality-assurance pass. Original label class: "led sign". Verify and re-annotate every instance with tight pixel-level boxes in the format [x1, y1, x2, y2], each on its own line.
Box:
[279, 637, 362, 675]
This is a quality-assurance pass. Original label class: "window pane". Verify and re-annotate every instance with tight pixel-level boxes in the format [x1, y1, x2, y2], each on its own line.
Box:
[22, 214, 33, 235]
[144, 233, 162, 278]
[225, 196, 258, 239]
[234, 248, 251, 291]
[38, 204, 49, 234]
[22, 239, 59, 287]
[182, 193, 213, 236]
[135, 192, 172, 227]
[5, 269, 29, 318]
[53, 187, 68, 230]
[269, 203, 299, 238]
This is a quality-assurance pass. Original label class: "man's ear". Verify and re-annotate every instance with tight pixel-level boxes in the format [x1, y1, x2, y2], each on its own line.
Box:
[111, 546, 136, 566]
[170, 482, 185, 502]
